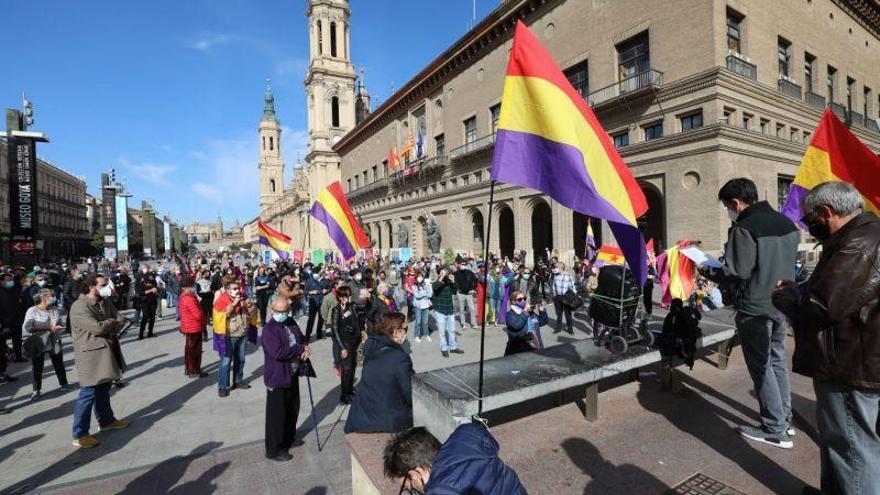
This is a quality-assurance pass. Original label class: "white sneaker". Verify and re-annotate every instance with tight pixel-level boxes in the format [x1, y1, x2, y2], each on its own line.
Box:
[414, 337, 421, 343]
[426, 335, 433, 342]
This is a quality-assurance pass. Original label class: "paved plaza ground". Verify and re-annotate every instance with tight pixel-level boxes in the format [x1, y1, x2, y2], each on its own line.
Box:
[0, 296, 821, 494]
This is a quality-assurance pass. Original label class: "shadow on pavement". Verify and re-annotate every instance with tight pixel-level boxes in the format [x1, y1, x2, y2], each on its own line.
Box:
[636, 376, 809, 494]
[562, 436, 668, 494]
[118, 442, 226, 495]
[0, 434, 45, 464]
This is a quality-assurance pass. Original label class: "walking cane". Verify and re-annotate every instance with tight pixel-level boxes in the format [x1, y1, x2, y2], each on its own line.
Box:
[304, 359, 322, 451]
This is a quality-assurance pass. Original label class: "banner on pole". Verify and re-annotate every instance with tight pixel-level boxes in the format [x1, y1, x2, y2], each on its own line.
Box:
[293, 249, 304, 264]
[311, 249, 325, 265]
[399, 247, 412, 262]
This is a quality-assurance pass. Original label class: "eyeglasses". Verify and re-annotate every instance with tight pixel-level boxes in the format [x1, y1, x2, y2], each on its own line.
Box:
[515, 298, 525, 302]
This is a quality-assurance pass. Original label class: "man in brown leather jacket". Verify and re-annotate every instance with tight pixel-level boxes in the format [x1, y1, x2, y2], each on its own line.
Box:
[773, 181, 880, 495]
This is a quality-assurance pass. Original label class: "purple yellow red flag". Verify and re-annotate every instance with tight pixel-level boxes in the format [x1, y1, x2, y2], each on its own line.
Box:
[490, 20, 649, 283]
[782, 109, 880, 223]
[309, 181, 370, 259]
[585, 218, 597, 261]
[258, 220, 291, 261]
[596, 245, 625, 265]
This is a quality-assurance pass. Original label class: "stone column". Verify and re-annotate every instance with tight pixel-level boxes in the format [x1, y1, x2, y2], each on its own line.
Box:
[553, 200, 574, 263]
[513, 197, 530, 263]
[487, 203, 500, 258]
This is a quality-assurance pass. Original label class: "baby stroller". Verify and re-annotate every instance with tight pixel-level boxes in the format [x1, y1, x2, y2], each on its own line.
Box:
[588, 265, 653, 354]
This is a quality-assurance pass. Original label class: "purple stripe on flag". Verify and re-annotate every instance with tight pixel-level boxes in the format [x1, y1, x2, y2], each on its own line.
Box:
[309, 201, 358, 259]
[490, 129, 632, 226]
[608, 221, 648, 286]
[781, 183, 810, 228]
[259, 236, 289, 261]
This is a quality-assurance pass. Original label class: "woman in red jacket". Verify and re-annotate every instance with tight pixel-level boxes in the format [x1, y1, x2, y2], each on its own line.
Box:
[179, 281, 208, 378]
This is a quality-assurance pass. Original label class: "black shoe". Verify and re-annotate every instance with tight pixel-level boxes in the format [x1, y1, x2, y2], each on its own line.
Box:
[265, 452, 293, 462]
[234, 383, 251, 390]
[114, 381, 128, 388]
[148, 334, 156, 338]
[218, 389, 229, 398]
[450, 348, 464, 354]
[442, 351, 450, 358]
[553, 327, 562, 334]
[340, 396, 351, 405]
[138, 336, 144, 341]
[198, 372, 209, 378]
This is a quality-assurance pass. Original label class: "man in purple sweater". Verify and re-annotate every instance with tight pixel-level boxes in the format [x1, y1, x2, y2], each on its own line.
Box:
[261, 296, 311, 461]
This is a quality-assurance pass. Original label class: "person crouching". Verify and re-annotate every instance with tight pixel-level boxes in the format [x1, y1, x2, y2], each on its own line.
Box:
[261, 296, 311, 462]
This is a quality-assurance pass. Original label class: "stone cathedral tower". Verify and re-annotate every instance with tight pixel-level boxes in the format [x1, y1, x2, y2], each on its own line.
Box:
[305, 0, 357, 249]
[259, 80, 285, 213]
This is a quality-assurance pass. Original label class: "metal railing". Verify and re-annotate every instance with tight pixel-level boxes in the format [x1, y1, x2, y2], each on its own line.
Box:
[422, 154, 448, 171]
[829, 102, 847, 120]
[867, 118, 879, 133]
[348, 179, 387, 200]
[777, 78, 802, 100]
[806, 92, 826, 110]
[726, 55, 757, 81]
[449, 132, 496, 159]
[849, 111, 864, 127]
[587, 69, 663, 107]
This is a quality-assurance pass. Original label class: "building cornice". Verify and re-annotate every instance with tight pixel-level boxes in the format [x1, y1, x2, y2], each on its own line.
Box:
[832, 0, 880, 40]
[334, 0, 561, 155]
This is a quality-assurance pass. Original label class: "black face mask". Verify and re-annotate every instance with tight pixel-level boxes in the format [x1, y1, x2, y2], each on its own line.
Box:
[808, 221, 831, 241]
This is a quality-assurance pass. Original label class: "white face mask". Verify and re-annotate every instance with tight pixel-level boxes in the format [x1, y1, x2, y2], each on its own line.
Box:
[354, 273, 363, 281]
[727, 208, 739, 222]
[417, 276, 424, 284]
[397, 332, 407, 345]
[98, 286, 113, 298]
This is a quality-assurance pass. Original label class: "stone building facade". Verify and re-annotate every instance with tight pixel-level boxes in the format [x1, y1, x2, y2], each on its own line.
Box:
[331, 0, 880, 264]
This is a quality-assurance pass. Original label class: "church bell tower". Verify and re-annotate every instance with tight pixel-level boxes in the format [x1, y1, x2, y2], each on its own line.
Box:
[259, 79, 285, 213]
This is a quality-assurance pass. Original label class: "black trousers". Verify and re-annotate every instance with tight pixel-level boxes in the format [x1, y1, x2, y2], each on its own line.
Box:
[339, 345, 359, 400]
[256, 291, 269, 326]
[305, 301, 324, 341]
[265, 384, 300, 457]
[643, 279, 654, 315]
[33, 351, 68, 391]
[553, 296, 573, 332]
[139, 298, 157, 338]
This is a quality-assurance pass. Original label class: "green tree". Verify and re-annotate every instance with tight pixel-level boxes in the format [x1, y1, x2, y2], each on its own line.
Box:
[91, 228, 104, 252]
[442, 248, 456, 265]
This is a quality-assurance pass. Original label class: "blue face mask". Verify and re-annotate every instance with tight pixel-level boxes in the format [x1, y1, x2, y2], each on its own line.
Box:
[515, 300, 527, 309]
[47, 296, 57, 306]
[4, 281, 13, 288]
[272, 312, 289, 323]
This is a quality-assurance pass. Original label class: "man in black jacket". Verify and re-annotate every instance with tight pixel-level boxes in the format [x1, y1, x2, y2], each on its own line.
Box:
[773, 181, 880, 494]
[0, 272, 26, 367]
[702, 178, 799, 449]
[454, 261, 478, 330]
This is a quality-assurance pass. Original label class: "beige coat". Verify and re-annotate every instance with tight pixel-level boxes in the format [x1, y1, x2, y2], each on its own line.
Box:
[70, 294, 126, 387]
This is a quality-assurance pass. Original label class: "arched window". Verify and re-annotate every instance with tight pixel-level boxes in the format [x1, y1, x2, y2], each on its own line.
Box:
[330, 22, 337, 57]
[331, 96, 340, 127]
[262, 136, 266, 150]
[270, 179, 276, 193]
[269, 136, 274, 150]
[317, 21, 323, 55]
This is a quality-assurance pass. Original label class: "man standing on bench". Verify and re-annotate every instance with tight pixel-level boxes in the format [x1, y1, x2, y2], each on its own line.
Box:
[701, 178, 799, 449]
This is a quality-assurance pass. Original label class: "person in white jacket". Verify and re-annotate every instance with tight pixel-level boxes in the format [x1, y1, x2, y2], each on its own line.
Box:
[410, 273, 433, 343]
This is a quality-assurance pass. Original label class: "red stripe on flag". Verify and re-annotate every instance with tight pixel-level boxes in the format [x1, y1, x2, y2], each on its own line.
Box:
[325, 182, 370, 248]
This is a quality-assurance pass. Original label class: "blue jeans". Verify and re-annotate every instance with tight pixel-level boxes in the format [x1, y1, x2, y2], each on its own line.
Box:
[815, 379, 880, 495]
[167, 291, 178, 308]
[434, 312, 457, 352]
[735, 314, 792, 435]
[218, 336, 247, 391]
[413, 307, 430, 337]
[456, 293, 476, 328]
[72, 382, 115, 438]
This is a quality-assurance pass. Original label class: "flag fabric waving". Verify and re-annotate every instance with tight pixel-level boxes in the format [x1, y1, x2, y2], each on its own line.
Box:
[257, 220, 291, 261]
[656, 241, 697, 308]
[388, 147, 401, 171]
[596, 245, 625, 265]
[781, 109, 880, 224]
[490, 20, 649, 284]
[400, 133, 415, 159]
[585, 218, 597, 261]
[309, 181, 370, 259]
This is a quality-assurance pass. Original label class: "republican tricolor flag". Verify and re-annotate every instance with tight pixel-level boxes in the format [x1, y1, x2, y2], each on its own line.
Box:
[309, 181, 370, 259]
[257, 220, 291, 261]
[781, 109, 880, 223]
[490, 21, 649, 283]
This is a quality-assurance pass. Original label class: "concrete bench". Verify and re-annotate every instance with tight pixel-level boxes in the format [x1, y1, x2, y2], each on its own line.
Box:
[413, 321, 736, 441]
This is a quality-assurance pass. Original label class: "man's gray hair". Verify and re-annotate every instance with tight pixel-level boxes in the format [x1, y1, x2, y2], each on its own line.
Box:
[803, 181, 864, 216]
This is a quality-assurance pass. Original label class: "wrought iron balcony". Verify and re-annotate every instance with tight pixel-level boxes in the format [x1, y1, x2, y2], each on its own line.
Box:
[829, 102, 847, 120]
[587, 69, 663, 108]
[422, 154, 448, 172]
[867, 118, 879, 133]
[806, 92, 826, 110]
[449, 133, 496, 160]
[347, 179, 387, 201]
[388, 154, 448, 186]
[849, 111, 864, 127]
[777, 78, 802, 100]
[726, 54, 757, 81]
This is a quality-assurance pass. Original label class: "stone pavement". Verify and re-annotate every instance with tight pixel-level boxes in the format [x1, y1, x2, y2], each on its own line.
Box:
[0, 296, 821, 494]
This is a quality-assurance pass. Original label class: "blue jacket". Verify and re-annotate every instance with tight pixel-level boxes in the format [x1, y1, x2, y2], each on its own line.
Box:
[427, 423, 528, 495]
[344, 334, 414, 433]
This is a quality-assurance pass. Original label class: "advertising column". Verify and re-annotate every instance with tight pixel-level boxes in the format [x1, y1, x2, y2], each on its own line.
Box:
[163, 220, 171, 254]
[115, 194, 129, 260]
[6, 136, 38, 264]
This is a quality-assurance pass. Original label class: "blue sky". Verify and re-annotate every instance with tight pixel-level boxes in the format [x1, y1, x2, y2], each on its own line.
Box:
[1, 0, 498, 226]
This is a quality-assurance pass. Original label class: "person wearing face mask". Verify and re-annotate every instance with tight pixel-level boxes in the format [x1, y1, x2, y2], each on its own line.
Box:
[514, 267, 539, 306]
[178, 280, 208, 379]
[330, 286, 362, 404]
[700, 177, 799, 449]
[22, 289, 69, 401]
[213, 278, 259, 397]
[135, 270, 159, 340]
[69, 274, 131, 449]
[411, 272, 433, 343]
[383, 422, 527, 495]
[303, 267, 331, 341]
[345, 312, 413, 434]
[551, 262, 575, 334]
[771, 181, 880, 495]
[23, 273, 49, 309]
[261, 296, 311, 462]
[0, 272, 26, 365]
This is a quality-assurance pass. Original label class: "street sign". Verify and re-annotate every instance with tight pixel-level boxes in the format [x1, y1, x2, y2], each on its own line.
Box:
[10, 241, 35, 252]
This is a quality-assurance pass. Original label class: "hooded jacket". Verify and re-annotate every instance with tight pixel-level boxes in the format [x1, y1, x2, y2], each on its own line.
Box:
[343, 334, 413, 433]
[427, 423, 527, 495]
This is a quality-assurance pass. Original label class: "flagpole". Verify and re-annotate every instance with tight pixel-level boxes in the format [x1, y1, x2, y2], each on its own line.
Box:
[477, 179, 497, 417]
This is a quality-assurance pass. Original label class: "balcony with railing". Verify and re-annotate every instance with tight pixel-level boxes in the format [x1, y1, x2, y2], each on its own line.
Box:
[849, 111, 864, 127]
[829, 102, 847, 120]
[587, 69, 663, 108]
[867, 118, 880, 132]
[777, 78, 802, 100]
[726, 54, 757, 81]
[388, 154, 448, 187]
[347, 179, 388, 202]
[449, 132, 496, 160]
[806, 92, 826, 110]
